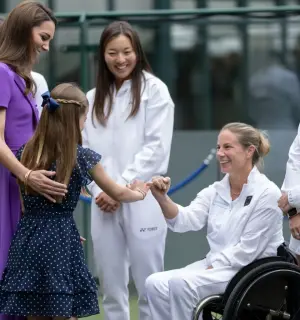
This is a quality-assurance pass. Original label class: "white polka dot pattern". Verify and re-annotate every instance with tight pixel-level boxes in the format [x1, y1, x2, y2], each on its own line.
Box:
[0, 145, 101, 317]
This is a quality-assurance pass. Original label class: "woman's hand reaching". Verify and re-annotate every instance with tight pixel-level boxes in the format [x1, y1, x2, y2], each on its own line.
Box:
[150, 176, 171, 199]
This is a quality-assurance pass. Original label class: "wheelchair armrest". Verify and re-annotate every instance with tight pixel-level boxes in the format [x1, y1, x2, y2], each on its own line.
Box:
[277, 242, 298, 265]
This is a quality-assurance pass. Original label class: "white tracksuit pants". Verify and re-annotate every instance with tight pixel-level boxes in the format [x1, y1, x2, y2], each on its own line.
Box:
[91, 194, 167, 320]
[145, 259, 237, 320]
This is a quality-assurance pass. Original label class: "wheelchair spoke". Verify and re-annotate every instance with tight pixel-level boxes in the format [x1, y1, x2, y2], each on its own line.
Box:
[201, 309, 223, 320]
[204, 311, 222, 320]
[243, 301, 291, 320]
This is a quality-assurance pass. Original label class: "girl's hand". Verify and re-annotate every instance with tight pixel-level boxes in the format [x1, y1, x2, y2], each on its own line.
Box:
[127, 180, 152, 200]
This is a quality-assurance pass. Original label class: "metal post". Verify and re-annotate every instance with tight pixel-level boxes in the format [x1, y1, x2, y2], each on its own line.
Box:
[0, 0, 6, 13]
[53, 6, 300, 20]
[79, 14, 89, 92]
[107, 0, 115, 11]
[153, 0, 173, 93]
[47, 0, 56, 88]
[79, 14, 90, 260]
[236, 0, 250, 123]
[196, 0, 211, 129]
[275, 0, 288, 66]
[47, 0, 55, 10]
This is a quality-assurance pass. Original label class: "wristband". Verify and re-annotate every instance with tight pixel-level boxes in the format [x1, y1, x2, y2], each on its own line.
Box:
[287, 208, 299, 219]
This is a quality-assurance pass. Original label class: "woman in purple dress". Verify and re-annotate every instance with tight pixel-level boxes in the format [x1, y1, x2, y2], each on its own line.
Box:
[0, 3, 68, 318]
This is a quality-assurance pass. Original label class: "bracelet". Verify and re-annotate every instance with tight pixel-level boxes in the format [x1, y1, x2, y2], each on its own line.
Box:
[136, 188, 146, 200]
[24, 170, 33, 195]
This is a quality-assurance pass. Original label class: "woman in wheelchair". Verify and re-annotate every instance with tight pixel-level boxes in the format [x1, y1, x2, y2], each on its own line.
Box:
[145, 122, 284, 320]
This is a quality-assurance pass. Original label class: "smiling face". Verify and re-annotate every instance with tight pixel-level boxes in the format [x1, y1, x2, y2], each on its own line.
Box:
[31, 20, 55, 62]
[217, 129, 255, 174]
[104, 34, 137, 83]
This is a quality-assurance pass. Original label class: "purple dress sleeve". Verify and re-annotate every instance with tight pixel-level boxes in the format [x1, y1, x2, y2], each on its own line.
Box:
[0, 63, 12, 109]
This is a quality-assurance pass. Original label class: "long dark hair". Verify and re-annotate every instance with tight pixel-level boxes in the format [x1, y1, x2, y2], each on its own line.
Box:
[0, 1, 56, 95]
[93, 21, 152, 126]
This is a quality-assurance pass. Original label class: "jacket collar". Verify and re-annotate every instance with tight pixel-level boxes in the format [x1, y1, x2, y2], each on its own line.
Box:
[215, 166, 260, 203]
[113, 70, 151, 95]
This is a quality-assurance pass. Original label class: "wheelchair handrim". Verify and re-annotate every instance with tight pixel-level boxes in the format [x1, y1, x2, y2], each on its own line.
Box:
[233, 269, 300, 319]
[193, 295, 223, 319]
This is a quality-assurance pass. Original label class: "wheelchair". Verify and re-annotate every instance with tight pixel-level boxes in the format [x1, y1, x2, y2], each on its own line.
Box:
[193, 244, 300, 320]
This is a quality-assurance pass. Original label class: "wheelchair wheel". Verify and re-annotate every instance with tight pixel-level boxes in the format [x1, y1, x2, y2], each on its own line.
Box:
[222, 261, 300, 320]
[193, 295, 223, 320]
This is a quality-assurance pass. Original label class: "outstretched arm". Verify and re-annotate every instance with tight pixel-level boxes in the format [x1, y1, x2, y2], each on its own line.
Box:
[150, 176, 212, 233]
[90, 162, 150, 203]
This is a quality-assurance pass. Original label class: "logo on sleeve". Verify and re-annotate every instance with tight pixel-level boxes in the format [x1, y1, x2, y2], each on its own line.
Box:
[244, 196, 253, 206]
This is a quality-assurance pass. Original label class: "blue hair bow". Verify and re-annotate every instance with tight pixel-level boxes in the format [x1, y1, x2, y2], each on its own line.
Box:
[41, 91, 60, 112]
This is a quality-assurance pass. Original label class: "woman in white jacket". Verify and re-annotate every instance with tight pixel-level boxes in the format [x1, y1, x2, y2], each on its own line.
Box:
[145, 122, 284, 320]
[82, 21, 174, 320]
[279, 123, 300, 262]
[31, 71, 48, 116]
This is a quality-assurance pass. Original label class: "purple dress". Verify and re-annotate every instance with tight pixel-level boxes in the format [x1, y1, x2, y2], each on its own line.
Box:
[0, 63, 38, 320]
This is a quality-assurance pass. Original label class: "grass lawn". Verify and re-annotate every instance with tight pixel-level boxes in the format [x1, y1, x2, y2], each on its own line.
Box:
[86, 296, 139, 320]
[85, 297, 221, 320]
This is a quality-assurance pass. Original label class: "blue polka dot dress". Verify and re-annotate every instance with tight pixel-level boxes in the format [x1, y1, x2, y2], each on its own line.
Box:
[0, 145, 101, 318]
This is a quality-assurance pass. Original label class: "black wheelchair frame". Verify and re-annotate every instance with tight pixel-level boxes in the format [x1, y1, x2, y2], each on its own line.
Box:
[193, 244, 300, 320]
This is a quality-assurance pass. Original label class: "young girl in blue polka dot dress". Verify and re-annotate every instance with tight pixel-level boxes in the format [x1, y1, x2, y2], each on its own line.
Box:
[0, 83, 150, 320]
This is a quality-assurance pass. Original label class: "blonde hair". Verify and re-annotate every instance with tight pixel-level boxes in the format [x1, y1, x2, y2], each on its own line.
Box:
[222, 122, 270, 167]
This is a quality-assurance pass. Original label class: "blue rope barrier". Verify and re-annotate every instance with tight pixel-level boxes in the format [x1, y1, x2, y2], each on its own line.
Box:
[167, 148, 216, 195]
[80, 194, 92, 203]
[79, 148, 216, 203]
